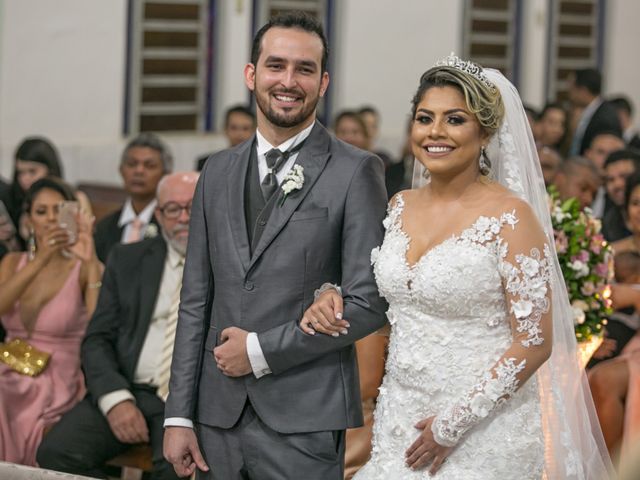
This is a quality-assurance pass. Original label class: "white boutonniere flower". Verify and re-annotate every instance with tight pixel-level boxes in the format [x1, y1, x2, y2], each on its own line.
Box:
[144, 223, 158, 239]
[279, 165, 304, 207]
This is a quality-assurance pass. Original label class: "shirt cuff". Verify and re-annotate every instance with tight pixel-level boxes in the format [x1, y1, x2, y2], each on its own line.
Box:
[247, 332, 272, 378]
[98, 389, 135, 416]
[164, 417, 194, 429]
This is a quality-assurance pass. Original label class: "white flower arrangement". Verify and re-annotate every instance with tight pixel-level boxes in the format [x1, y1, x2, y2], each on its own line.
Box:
[279, 165, 304, 206]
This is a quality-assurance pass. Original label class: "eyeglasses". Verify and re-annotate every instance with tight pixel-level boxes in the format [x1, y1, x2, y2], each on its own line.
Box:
[158, 202, 191, 219]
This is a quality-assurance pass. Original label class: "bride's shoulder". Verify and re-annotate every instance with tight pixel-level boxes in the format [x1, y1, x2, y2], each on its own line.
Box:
[483, 186, 535, 220]
[388, 189, 416, 208]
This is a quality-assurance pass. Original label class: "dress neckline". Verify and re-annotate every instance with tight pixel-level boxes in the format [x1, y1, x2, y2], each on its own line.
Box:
[15, 254, 82, 337]
[391, 193, 517, 272]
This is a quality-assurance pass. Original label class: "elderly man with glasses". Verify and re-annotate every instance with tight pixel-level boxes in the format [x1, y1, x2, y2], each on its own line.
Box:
[37, 172, 198, 480]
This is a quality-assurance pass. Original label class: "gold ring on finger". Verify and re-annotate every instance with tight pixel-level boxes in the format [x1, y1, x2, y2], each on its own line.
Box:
[48, 238, 56, 246]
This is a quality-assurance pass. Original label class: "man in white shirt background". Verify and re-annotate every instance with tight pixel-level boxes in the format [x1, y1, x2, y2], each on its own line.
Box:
[94, 132, 172, 263]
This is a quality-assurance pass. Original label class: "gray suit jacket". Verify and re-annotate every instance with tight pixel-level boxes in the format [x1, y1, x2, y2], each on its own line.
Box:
[165, 122, 388, 433]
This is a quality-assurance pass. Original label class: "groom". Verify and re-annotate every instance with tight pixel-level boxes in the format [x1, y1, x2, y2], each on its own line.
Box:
[163, 11, 388, 479]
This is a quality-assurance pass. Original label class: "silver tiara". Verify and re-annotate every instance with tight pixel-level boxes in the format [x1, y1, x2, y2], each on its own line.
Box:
[434, 52, 497, 93]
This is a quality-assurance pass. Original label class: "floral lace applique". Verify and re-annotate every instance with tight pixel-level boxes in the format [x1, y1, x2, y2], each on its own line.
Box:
[431, 357, 526, 447]
[500, 244, 552, 347]
[458, 210, 518, 245]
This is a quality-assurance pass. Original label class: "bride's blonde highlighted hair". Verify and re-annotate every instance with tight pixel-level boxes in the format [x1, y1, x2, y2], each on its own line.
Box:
[411, 65, 505, 138]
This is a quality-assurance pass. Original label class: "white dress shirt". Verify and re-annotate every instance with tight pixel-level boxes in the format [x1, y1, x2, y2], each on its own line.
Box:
[118, 199, 158, 242]
[98, 245, 185, 416]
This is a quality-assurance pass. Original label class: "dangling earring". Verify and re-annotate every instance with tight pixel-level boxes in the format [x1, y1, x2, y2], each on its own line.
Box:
[479, 146, 491, 176]
[28, 227, 36, 261]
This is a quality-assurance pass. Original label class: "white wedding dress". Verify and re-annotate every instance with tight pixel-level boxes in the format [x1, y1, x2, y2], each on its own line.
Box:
[354, 193, 552, 479]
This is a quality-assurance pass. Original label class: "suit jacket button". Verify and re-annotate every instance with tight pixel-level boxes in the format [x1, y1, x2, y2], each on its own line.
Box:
[244, 281, 254, 291]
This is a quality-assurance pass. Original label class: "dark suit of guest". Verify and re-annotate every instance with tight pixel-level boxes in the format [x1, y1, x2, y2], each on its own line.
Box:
[94, 209, 160, 263]
[36, 236, 179, 480]
[577, 100, 623, 155]
[628, 133, 640, 151]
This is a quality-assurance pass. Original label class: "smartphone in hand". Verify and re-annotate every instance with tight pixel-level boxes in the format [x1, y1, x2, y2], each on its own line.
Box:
[58, 201, 79, 244]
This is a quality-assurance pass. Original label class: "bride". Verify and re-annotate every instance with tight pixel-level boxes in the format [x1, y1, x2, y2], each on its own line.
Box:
[300, 56, 612, 479]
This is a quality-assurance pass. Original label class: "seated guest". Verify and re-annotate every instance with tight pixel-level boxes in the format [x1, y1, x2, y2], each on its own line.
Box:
[567, 68, 623, 156]
[3, 137, 92, 251]
[196, 105, 256, 171]
[583, 132, 626, 217]
[610, 96, 640, 150]
[590, 275, 640, 464]
[94, 132, 171, 263]
[0, 177, 102, 466]
[537, 145, 562, 187]
[334, 110, 371, 151]
[37, 172, 198, 480]
[385, 118, 414, 198]
[585, 132, 626, 174]
[4, 137, 64, 250]
[612, 173, 640, 255]
[554, 156, 601, 210]
[590, 251, 640, 368]
[602, 149, 640, 241]
[358, 105, 394, 168]
[537, 102, 568, 150]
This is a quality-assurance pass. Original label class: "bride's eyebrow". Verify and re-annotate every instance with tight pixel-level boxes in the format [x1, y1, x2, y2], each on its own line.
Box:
[416, 108, 469, 115]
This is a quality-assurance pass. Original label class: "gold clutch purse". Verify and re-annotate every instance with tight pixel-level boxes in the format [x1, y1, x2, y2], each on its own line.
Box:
[0, 338, 50, 376]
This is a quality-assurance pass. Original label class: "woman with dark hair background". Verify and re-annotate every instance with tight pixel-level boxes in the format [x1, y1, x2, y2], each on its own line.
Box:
[1, 137, 91, 254]
[6, 137, 64, 228]
[0, 177, 102, 466]
[537, 103, 569, 150]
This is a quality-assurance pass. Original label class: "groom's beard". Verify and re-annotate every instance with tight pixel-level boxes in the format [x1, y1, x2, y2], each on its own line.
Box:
[255, 85, 320, 129]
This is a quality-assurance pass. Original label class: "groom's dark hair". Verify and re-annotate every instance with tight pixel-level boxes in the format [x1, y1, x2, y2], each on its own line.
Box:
[251, 11, 329, 74]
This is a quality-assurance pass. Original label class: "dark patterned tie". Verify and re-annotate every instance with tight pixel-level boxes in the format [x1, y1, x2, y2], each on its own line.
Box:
[260, 140, 306, 202]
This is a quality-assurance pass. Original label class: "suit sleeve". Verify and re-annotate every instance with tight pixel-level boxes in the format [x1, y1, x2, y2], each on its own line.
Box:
[164, 168, 214, 420]
[257, 154, 389, 375]
[81, 247, 132, 402]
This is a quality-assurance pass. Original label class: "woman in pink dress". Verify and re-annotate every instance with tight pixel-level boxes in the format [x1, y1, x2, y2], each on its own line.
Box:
[0, 177, 102, 466]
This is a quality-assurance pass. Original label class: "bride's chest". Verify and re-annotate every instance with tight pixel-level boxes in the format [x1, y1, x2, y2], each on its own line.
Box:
[373, 231, 506, 316]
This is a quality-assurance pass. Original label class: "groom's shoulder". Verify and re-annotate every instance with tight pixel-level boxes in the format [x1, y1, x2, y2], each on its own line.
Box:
[328, 135, 385, 172]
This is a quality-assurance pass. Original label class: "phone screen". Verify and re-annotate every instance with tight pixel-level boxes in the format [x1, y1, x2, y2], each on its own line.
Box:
[58, 201, 79, 244]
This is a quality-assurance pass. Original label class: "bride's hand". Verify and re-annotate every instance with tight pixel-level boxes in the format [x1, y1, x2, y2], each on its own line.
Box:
[405, 416, 453, 474]
[299, 288, 350, 337]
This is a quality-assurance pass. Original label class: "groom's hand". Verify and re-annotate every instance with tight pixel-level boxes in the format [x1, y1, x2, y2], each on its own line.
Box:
[214, 327, 252, 377]
[164, 426, 209, 477]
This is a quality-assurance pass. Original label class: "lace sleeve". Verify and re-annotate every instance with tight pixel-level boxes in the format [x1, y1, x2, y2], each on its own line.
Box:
[431, 203, 553, 447]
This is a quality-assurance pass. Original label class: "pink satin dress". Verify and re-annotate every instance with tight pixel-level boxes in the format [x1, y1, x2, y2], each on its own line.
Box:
[0, 254, 89, 466]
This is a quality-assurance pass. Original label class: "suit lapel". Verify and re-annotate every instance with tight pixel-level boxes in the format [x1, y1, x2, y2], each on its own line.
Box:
[137, 237, 167, 335]
[227, 141, 253, 273]
[248, 123, 331, 271]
